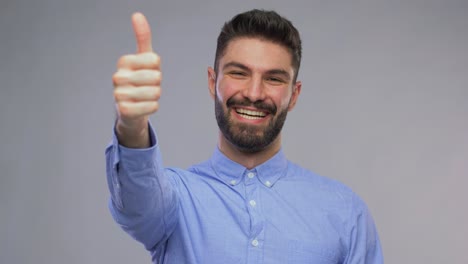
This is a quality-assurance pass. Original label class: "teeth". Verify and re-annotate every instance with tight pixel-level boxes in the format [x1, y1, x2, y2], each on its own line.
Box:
[236, 108, 266, 117]
[239, 114, 263, 120]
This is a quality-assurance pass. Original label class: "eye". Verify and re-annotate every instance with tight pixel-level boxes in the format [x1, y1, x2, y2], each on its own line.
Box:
[265, 77, 285, 84]
[231, 71, 246, 76]
[228, 71, 248, 79]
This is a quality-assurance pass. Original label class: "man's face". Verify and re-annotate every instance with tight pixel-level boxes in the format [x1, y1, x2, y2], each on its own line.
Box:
[208, 37, 301, 153]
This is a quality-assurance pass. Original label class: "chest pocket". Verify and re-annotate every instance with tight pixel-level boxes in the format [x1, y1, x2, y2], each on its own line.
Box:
[287, 240, 342, 264]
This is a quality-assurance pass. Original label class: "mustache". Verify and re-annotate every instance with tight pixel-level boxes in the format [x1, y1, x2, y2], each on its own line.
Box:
[226, 97, 277, 115]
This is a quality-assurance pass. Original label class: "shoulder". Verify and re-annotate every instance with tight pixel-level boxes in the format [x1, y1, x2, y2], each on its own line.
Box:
[283, 161, 368, 212]
[163, 160, 217, 184]
[284, 161, 352, 193]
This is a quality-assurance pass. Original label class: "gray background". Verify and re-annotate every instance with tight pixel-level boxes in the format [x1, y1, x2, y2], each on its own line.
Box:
[1, 0, 467, 263]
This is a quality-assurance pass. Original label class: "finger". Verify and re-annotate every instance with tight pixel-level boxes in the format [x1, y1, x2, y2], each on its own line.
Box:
[113, 69, 161, 87]
[113, 69, 132, 86]
[129, 70, 161, 86]
[117, 53, 160, 70]
[117, 101, 159, 118]
[132, 12, 153, 53]
[114, 86, 161, 102]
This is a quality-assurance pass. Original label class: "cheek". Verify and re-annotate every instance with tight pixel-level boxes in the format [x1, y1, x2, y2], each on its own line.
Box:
[216, 79, 239, 102]
[273, 90, 293, 109]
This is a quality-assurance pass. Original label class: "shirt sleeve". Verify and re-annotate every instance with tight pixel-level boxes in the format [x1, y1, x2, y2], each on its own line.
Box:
[344, 195, 384, 264]
[105, 122, 179, 251]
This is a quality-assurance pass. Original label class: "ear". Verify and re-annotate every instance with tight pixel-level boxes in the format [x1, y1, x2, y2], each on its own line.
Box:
[288, 81, 302, 111]
[207, 67, 216, 99]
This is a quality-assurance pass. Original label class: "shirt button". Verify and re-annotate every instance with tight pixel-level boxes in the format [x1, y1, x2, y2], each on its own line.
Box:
[249, 200, 256, 207]
[247, 172, 255, 178]
[230, 180, 237, 185]
[265, 181, 271, 187]
[251, 239, 259, 247]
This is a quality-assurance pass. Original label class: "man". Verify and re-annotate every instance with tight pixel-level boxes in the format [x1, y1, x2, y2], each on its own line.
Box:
[106, 9, 383, 263]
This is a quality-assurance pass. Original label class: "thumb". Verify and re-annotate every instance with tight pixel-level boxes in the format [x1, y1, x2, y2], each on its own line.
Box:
[131, 12, 153, 53]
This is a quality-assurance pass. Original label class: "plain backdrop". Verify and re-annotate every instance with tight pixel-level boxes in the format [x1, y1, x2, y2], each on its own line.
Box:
[1, 0, 467, 263]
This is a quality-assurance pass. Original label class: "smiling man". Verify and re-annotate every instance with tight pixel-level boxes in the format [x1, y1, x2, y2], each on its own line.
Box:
[106, 10, 383, 264]
[210, 36, 301, 167]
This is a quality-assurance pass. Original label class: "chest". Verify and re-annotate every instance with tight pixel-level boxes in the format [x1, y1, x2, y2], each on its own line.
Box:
[167, 177, 348, 264]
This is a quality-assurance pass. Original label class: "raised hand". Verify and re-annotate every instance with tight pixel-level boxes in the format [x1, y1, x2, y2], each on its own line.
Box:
[112, 13, 161, 148]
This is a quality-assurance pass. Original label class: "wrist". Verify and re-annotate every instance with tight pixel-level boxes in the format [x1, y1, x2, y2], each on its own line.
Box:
[116, 117, 150, 148]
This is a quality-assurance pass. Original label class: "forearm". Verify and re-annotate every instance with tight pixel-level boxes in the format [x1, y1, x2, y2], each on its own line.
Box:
[106, 125, 179, 249]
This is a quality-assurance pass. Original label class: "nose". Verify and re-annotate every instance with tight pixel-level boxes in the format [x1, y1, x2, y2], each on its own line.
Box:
[242, 75, 266, 102]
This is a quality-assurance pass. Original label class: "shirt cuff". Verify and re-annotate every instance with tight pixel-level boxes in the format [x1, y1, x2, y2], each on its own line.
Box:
[106, 121, 158, 166]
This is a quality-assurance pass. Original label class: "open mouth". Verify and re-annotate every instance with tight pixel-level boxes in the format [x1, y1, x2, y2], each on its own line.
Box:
[235, 108, 268, 120]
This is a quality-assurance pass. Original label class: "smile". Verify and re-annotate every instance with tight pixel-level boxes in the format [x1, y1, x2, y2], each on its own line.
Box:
[235, 108, 267, 120]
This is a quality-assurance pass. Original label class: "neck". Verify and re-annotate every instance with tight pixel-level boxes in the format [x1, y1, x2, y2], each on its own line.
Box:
[217, 132, 282, 169]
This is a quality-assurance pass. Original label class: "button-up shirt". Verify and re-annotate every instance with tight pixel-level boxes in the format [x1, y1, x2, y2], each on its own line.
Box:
[105, 125, 383, 263]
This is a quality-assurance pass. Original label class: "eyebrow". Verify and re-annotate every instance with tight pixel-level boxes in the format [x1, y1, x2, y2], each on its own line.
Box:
[222, 61, 291, 80]
[222, 61, 250, 71]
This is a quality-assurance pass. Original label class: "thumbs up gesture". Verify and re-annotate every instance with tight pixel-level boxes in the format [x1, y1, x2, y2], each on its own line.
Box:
[112, 13, 161, 148]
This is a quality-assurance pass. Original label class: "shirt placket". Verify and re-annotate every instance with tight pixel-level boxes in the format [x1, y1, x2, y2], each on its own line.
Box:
[244, 169, 265, 264]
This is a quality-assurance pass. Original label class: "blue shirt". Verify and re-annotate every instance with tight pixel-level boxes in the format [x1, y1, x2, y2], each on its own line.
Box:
[105, 125, 383, 263]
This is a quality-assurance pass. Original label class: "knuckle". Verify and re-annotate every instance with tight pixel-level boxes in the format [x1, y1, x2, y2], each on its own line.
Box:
[152, 87, 161, 100]
[142, 52, 161, 68]
[151, 71, 162, 85]
[112, 74, 119, 86]
[112, 71, 127, 86]
[113, 89, 125, 101]
[113, 90, 120, 101]
[150, 102, 159, 113]
[118, 102, 132, 117]
[155, 70, 162, 79]
[151, 53, 161, 65]
[152, 71, 161, 82]
[117, 54, 133, 69]
[117, 57, 126, 68]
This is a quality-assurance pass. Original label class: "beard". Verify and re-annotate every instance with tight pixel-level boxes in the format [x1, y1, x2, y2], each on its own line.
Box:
[214, 92, 289, 153]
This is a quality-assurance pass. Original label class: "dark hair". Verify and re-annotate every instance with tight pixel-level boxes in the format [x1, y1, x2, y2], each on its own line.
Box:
[214, 9, 302, 82]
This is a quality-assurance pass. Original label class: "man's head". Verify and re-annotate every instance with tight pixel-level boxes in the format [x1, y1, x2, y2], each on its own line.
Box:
[214, 9, 302, 83]
[208, 10, 302, 154]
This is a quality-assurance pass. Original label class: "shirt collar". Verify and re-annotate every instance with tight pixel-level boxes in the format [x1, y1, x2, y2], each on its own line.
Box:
[210, 147, 288, 188]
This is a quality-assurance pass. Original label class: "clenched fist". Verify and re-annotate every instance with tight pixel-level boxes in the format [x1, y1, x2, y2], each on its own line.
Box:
[113, 13, 160, 148]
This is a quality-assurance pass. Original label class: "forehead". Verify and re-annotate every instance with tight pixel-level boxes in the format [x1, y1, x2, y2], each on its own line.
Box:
[219, 37, 293, 72]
